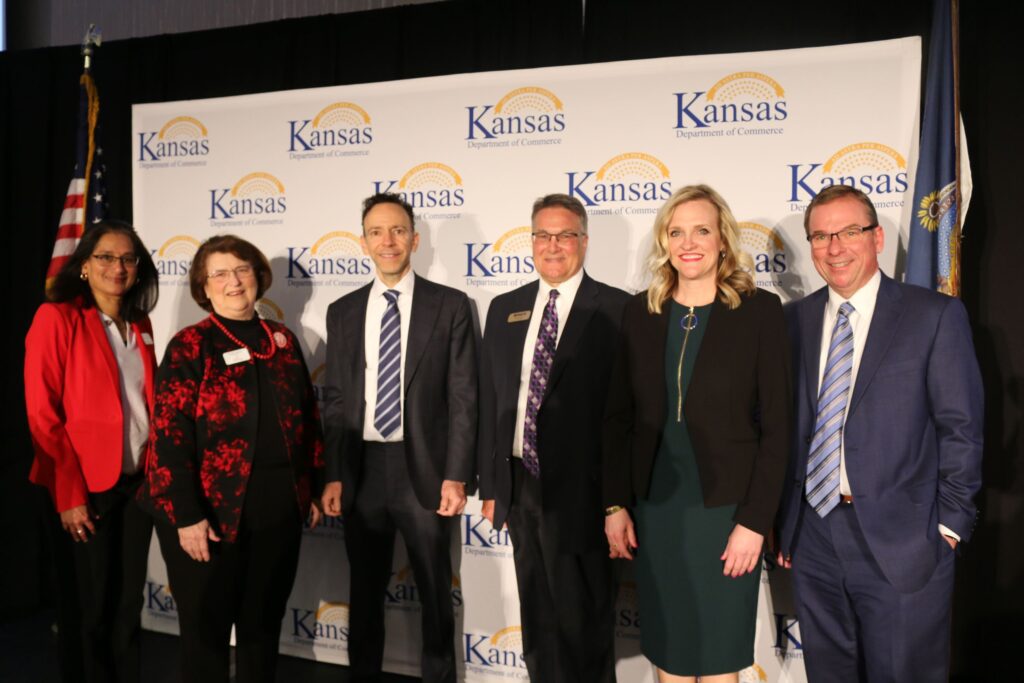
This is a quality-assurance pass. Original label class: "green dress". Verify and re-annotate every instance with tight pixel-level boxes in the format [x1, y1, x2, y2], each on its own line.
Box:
[634, 300, 760, 676]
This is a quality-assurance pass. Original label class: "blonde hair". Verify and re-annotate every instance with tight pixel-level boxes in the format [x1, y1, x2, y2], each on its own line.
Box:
[645, 184, 754, 314]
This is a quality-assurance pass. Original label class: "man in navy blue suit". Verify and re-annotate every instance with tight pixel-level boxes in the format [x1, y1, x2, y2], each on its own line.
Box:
[776, 185, 983, 682]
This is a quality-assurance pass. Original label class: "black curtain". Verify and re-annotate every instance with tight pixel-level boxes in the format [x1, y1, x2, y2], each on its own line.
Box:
[2, 1, 1019, 679]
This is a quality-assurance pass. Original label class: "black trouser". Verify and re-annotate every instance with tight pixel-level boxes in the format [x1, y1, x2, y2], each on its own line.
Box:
[50, 474, 152, 683]
[155, 516, 302, 683]
[506, 459, 617, 683]
[345, 441, 457, 683]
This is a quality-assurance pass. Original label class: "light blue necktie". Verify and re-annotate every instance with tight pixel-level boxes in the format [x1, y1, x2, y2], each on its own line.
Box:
[806, 302, 855, 517]
[373, 290, 401, 438]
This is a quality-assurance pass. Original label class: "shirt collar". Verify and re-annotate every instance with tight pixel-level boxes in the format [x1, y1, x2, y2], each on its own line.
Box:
[538, 267, 585, 301]
[827, 269, 881, 317]
[370, 269, 415, 300]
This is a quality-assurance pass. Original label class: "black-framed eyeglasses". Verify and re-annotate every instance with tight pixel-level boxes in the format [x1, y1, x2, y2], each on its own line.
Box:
[91, 253, 140, 268]
[807, 225, 877, 249]
[531, 231, 581, 244]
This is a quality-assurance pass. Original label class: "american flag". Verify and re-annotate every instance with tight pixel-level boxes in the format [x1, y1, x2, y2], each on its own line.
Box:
[45, 72, 108, 296]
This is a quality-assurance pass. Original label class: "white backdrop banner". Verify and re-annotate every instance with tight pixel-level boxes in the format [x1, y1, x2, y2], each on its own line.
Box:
[133, 37, 922, 682]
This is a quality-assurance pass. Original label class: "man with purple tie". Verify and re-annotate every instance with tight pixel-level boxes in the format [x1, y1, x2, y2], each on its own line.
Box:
[478, 194, 628, 683]
[776, 185, 983, 682]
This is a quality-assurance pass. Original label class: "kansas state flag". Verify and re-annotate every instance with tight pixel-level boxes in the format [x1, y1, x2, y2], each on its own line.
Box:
[907, 0, 961, 294]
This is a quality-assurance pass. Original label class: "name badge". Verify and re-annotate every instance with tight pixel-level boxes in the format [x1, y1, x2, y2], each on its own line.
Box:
[141, 332, 154, 345]
[507, 310, 531, 323]
[223, 348, 251, 365]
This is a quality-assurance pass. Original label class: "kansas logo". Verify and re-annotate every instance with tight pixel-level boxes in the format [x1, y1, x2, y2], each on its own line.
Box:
[209, 171, 287, 220]
[740, 664, 770, 682]
[372, 162, 465, 210]
[773, 613, 803, 658]
[461, 510, 513, 556]
[674, 72, 788, 135]
[464, 625, 527, 672]
[614, 580, 641, 638]
[788, 142, 908, 202]
[152, 235, 200, 282]
[286, 231, 373, 284]
[567, 152, 672, 208]
[288, 101, 373, 154]
[290, 601, 349, 644]
[464, 226, 535, 283]
[386, 566, 463, 610]
[145, 581, 177, 616]
[738, 222, 787, 286]
[138, 115, 210, 163]
[466, 86, 566, 143]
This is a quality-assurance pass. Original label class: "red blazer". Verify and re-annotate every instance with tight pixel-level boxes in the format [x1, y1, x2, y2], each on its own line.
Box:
[24, 301, 157, 513]
[138, 317, 324, 542]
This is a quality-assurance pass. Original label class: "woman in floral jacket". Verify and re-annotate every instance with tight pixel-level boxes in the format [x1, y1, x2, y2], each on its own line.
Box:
[138, 235, 323, 683]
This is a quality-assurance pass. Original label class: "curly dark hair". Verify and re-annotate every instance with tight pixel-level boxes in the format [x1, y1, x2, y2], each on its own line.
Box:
[48, 220, 159, 322]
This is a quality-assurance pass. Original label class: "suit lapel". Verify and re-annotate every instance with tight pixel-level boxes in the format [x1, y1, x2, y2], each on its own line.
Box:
[546, 273, 598, 396]
[848, 275, 904, 417]
[498, 282, 538, 410]
[404, 275, 440, 392]
[345, 284, 371, 400]
[801, 288, 828, 408]
[83, 307, 121, 394]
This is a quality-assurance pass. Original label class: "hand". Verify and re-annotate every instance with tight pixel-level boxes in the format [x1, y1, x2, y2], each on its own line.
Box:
[768, 530, 792, 569]
[721, 523, 764, 577]
[178, 519, 221, 562]
[60, 504, 96, 543]
[437, 480, 467, 516]
[776, 551, 793, 569]
[321, 481, 342, 517]
[308, 500, 323, 530]
[943, 535, 958, 550]
[481, 499, 496, 525]
[605, 508, 638, 560]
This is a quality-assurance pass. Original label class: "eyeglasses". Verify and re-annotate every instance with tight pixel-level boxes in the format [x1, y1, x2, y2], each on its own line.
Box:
[207, 265, 255, 282]
[531, 231, 582, 244]
[91, 253, 140, 268]
[365, 226, 412, 240]
[807, 225, 877, 249]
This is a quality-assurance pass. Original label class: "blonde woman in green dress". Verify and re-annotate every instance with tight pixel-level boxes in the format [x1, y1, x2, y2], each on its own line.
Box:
[603, 184, 791, 682]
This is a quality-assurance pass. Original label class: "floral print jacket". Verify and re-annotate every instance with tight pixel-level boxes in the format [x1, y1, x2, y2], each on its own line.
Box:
[138, 317, 324, 542]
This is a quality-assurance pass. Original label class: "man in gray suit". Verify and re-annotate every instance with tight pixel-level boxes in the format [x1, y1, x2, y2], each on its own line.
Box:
[321, 192, 477, 683]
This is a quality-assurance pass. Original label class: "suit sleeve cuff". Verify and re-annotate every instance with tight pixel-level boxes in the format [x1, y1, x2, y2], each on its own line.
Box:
[939, 524, 961, 542]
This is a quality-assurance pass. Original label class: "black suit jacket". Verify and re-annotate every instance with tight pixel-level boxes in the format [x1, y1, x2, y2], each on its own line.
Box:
[323, 274, 477, 514]
[478, 272, 629, 553]
[602, 289, 791, 536]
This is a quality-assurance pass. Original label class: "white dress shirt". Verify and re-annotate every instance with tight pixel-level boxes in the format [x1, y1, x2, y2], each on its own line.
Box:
[99, 313, 149, 474]
[362, 270, 415, 442]
[817, 270, 957, 540]
[512, 268, 585, 458]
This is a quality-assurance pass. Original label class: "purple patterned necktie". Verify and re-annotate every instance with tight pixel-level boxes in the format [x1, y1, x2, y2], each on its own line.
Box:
[522, 289, 559, 477]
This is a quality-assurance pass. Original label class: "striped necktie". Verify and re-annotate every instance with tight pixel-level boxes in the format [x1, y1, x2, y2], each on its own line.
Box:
[522, 289, 559, 477]
[373, 289, 402, 438]
[806, 301, 855, 517]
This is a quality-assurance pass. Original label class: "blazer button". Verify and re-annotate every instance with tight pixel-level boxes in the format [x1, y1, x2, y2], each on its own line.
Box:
[805, 436, 812, 445]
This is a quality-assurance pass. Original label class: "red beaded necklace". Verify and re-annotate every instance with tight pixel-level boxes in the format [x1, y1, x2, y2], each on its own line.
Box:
[208, 314, 277, 360]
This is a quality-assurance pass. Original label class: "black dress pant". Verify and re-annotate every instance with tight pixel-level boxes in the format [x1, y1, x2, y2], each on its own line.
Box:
[50, 474, 152, 683]
[345, 442, 456, 683]
[155, 516, 302, 683]
[506, 459, 617, 683]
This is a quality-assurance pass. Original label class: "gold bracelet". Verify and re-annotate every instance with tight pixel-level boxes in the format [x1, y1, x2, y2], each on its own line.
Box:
[605, 505, 624, 516]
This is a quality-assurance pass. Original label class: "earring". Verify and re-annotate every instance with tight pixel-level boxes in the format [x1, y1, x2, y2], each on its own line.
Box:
[80, 272, 88, 281]
[719, 250, 726, 259]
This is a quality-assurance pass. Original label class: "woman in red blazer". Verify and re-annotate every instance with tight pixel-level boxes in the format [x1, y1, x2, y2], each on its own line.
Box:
[24, 221, 160, 683]
[138, 235, 324, 683]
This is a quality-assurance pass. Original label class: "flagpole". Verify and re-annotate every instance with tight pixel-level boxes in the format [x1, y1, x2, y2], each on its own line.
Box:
[950, 0, 961, 297]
